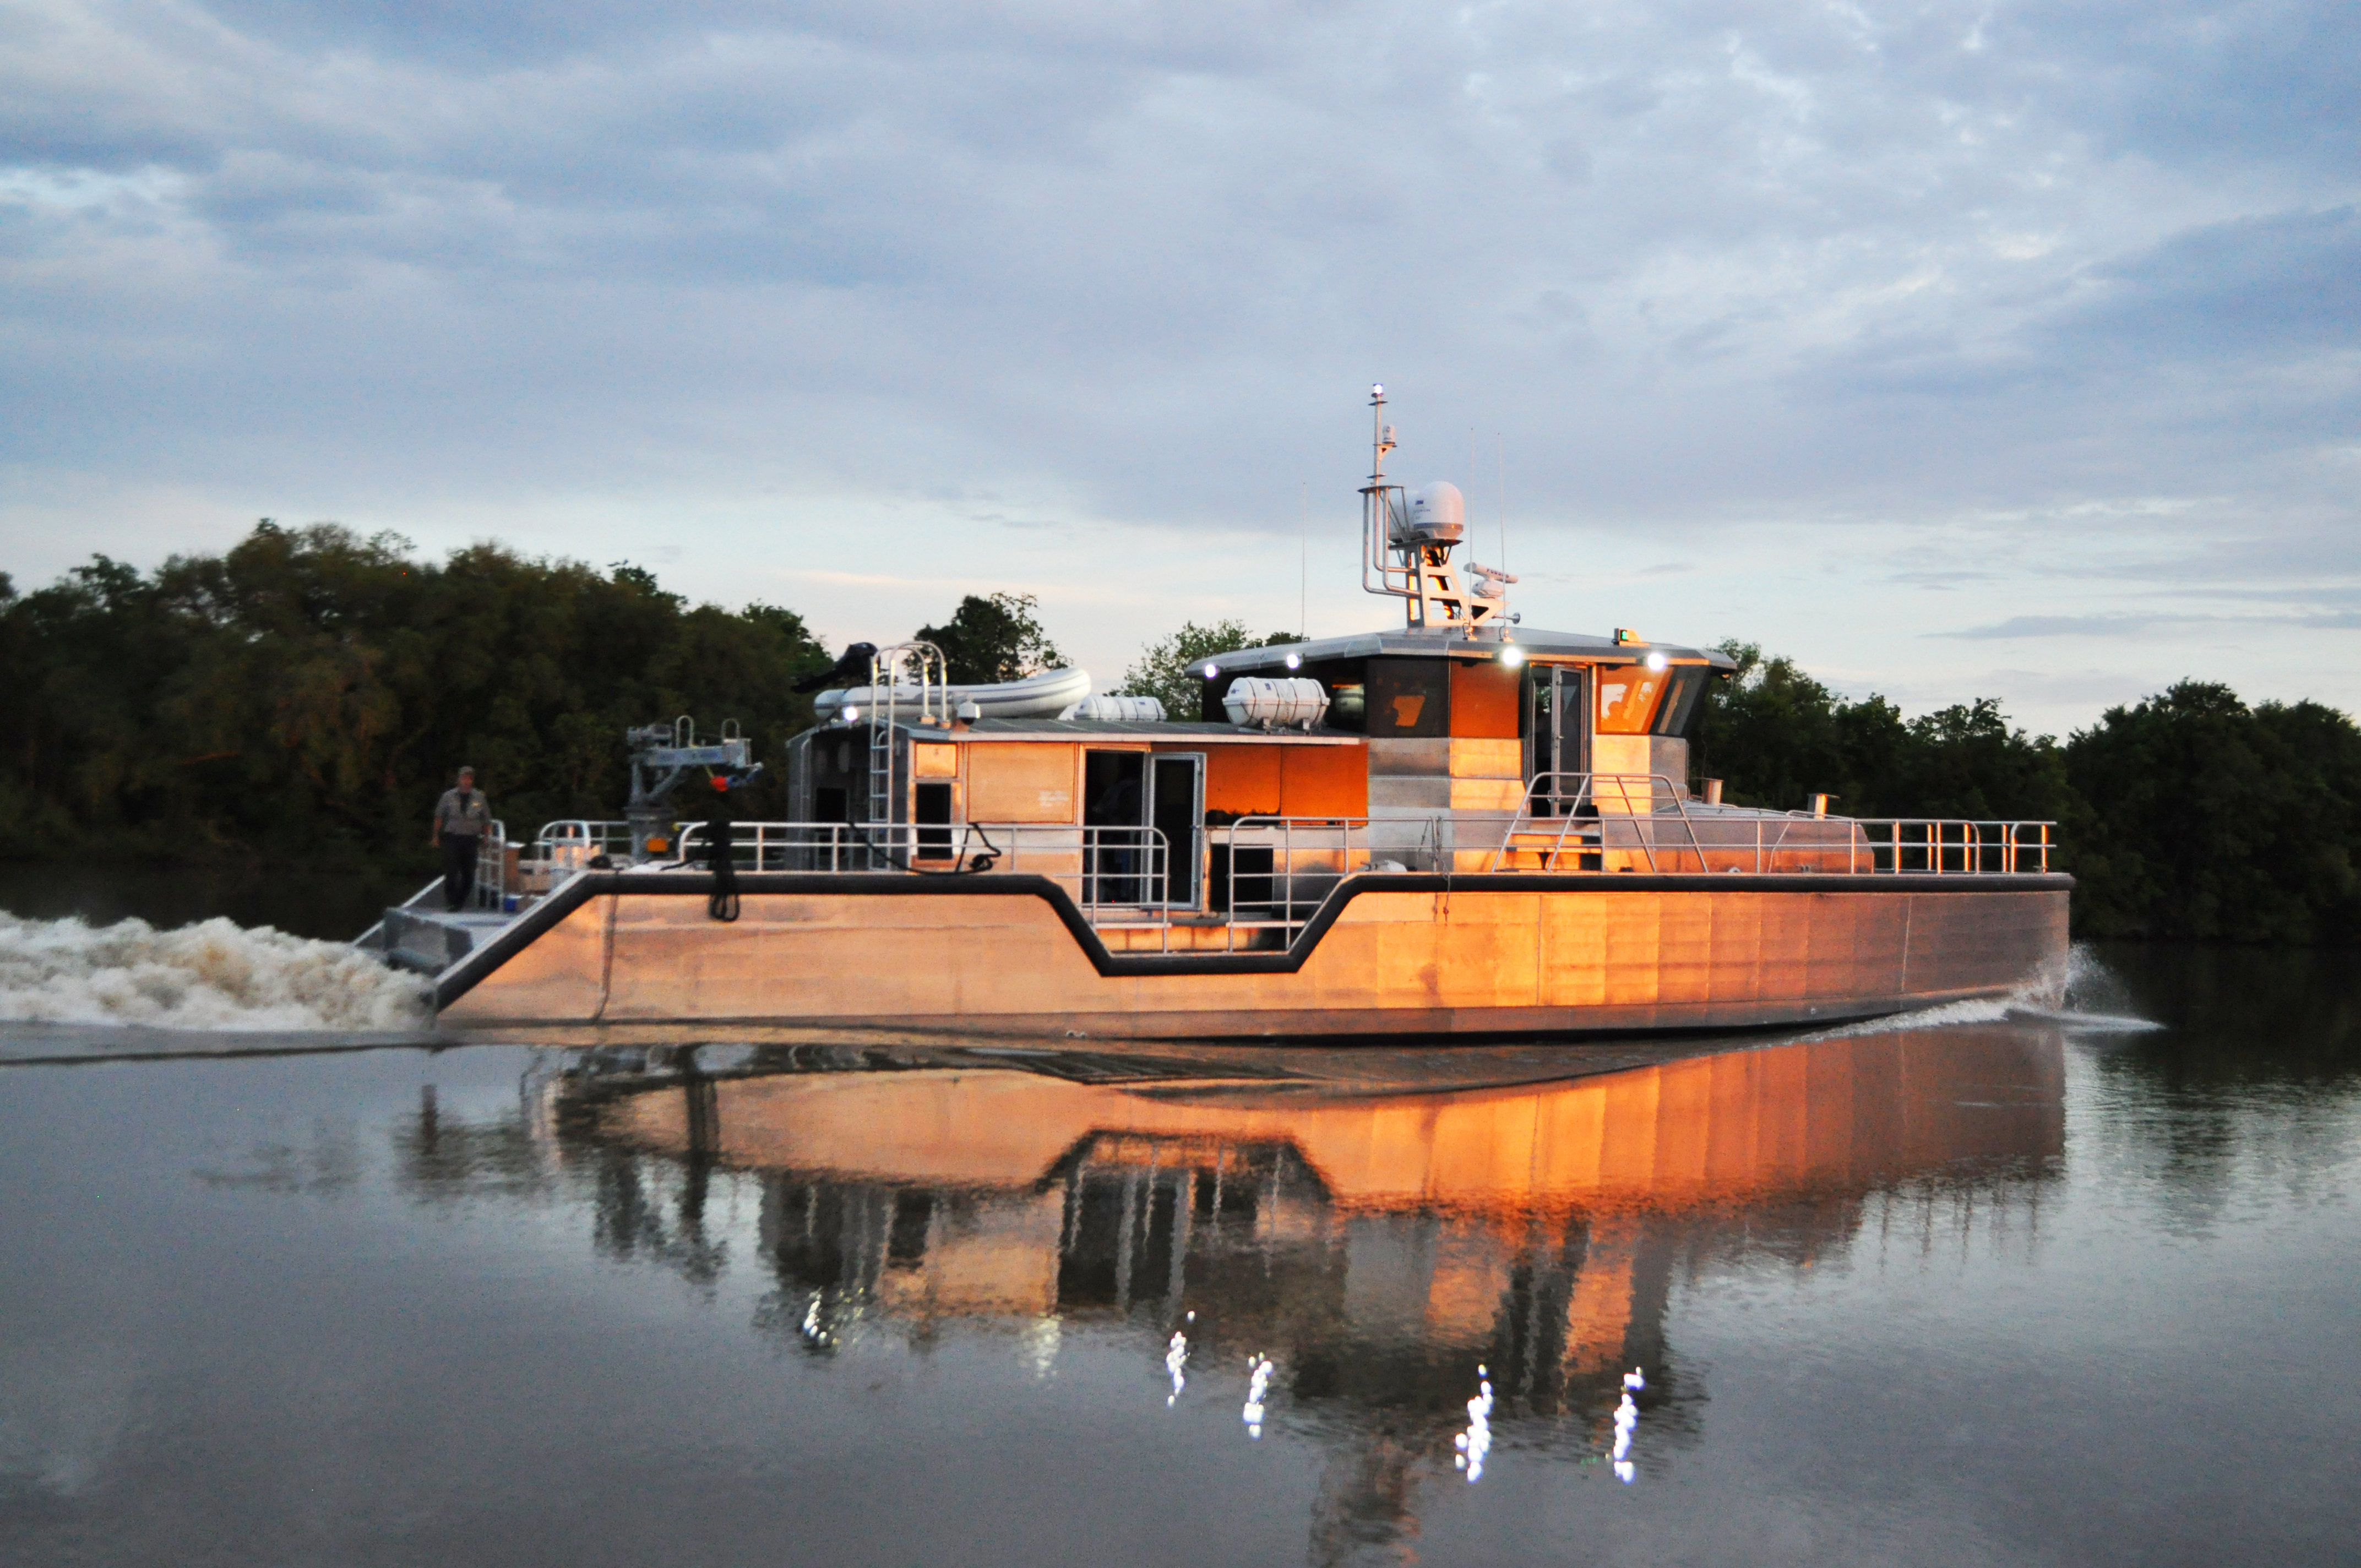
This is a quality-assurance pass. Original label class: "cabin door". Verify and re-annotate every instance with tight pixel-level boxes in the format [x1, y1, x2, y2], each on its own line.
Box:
[1526, 666, 1591, 813]
[1082, 751, 1149, 905]
[1146, 754, 1204, 908]
[1083, 750, 1203, 907]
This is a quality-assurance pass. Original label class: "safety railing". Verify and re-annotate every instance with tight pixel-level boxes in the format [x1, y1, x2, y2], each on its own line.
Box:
[1492, 776, 2056, 875]
[1854, 820, 2055, 875]
[477, 793, 2055, 950]
[673, 820, 869, 872]
[1524, 772, 1683, 818]
[668, 816, 1396, 951]
[534, 819, 636, 862]
[530, 818, 897, 874]
[916, 823, 1177, 940]
[665, 820, 1177, 934]
[463, 820, 512, 911]
[1209, 818, 1377, 950]
[1493, 775, 1696, 873]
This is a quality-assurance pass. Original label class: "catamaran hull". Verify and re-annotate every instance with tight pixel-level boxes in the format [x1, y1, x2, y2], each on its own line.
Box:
[432, 872, 2072, 1039]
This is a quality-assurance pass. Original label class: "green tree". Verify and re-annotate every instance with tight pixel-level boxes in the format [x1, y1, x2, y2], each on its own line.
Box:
[1692, 641, 2069, 824]
[1121, 620, 1305, 718]
[1688, 641, 1852, 810]
[1886, 699, 2072, 824]
[2063, 682, 2361, 942]
[0, 523, 836, 873]
[915, 592, 1067, 685]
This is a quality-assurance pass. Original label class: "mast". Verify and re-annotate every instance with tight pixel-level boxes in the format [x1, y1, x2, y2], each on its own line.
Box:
[1358, 383, 1514, 635]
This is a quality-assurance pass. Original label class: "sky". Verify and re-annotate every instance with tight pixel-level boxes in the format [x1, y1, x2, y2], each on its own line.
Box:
[2, 0, 2355, 733]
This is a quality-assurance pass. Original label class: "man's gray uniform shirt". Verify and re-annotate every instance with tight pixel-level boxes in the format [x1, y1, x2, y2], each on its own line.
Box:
[436, 788, 489, 837]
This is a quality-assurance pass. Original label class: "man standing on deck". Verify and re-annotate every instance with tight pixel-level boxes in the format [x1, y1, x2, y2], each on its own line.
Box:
[431, 766, 492, 912]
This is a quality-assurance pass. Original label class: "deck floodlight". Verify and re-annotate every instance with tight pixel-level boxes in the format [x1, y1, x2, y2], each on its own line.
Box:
[1285, 652, 1302, 669]
[1203, 663, 1220, 679]
[842, 705, 860, 722]
[1501, 644, 1525, 668]
[1644, 651, 1668, 672]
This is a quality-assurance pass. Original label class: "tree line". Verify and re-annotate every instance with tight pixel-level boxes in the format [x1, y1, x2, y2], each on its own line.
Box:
[0, 522, 1054, 876]
[1688, 645, 2360, 945]
[1, 524, 2353, 942]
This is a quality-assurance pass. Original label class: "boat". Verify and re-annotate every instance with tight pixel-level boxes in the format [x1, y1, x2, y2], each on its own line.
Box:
[366, 386, 2070, 1037]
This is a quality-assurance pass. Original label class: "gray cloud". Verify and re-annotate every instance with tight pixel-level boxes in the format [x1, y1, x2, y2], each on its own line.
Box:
[1, 0, 2357, 725]
[1940, 603, 2361, 639]
[1938, 613, 2214, 640]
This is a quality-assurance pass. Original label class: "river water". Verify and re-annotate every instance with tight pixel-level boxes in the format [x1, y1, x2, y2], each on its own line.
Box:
[0, 915, 2355, 1566]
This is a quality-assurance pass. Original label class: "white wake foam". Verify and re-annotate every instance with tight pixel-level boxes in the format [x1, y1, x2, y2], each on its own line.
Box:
[0, 912, 429, 1031]
[1798, 943, 2159, 1042]
[1798, 995, 2016, 1042]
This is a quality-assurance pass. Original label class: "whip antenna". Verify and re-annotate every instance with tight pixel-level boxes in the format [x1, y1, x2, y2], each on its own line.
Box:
[1497, 433, 1507, 577]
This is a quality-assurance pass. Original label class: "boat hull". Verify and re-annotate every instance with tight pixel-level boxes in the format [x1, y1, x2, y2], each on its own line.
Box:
[433, 872, 2072, 1039]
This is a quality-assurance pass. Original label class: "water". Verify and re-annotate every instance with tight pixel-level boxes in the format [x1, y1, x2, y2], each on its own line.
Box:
[1, 936, 2356, 1566]
[0, 908, 426, 1031]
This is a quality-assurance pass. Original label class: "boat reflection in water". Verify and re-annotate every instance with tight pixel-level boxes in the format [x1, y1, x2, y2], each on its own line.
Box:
[540, 1025, 2063, 1550]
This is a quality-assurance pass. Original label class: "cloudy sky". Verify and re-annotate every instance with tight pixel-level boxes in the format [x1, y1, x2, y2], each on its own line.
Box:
[2, 0, 2354, 731]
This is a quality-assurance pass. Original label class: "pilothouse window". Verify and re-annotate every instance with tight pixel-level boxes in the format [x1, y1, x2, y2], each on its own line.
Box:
[1366, 659, 1450, 738]
[1595, 667, 1666, 734]
[1653, 668, 1707, 738]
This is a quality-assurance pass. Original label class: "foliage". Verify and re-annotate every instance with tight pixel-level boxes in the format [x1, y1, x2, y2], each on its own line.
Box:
[1690, 642, 2072, 822]
[0, 523, 835, 874]
[1120, 620, 1305, 718]
[1693, 646, 2360, 943]
[915, 592, 1066, 685]
[2063, 682, 2361, 943]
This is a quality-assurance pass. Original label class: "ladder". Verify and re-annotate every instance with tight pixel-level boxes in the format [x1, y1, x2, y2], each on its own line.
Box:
[863, 642, 948, 867]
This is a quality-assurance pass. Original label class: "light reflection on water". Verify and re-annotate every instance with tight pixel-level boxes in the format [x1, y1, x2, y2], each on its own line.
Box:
[2, 944, 2357, 1566]
[542, 1025, 2068, 1555]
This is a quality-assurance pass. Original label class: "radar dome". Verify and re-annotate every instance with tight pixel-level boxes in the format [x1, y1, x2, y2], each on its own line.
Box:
[1394, 481, 1466, 545]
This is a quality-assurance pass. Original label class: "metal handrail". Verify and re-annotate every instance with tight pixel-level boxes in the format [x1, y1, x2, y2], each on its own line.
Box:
[673, 819, 864, 872]
[460, 820, 512, 911]
[1493, 778, 2057, 875]
[1848, 820, 2055, 875]
[664, 815, 1410, 952]
[662, 820, 1177, 935]
[1211, 816, 1381, 951]
[495, 795, 2053, 946]
[1523, 771, 1691, 816]
[1494, 775, 1695, 872]
[534, 819, 637, 855]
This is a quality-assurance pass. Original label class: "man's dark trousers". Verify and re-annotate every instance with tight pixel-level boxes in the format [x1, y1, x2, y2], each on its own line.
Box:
[442, 834, 480, 911]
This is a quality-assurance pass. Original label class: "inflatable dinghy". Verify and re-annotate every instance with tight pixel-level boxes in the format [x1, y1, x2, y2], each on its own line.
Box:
[814, 666, 1094, 721]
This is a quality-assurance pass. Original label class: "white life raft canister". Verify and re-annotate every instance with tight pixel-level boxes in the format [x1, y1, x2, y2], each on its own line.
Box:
[1222, 677, 1330, 731]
